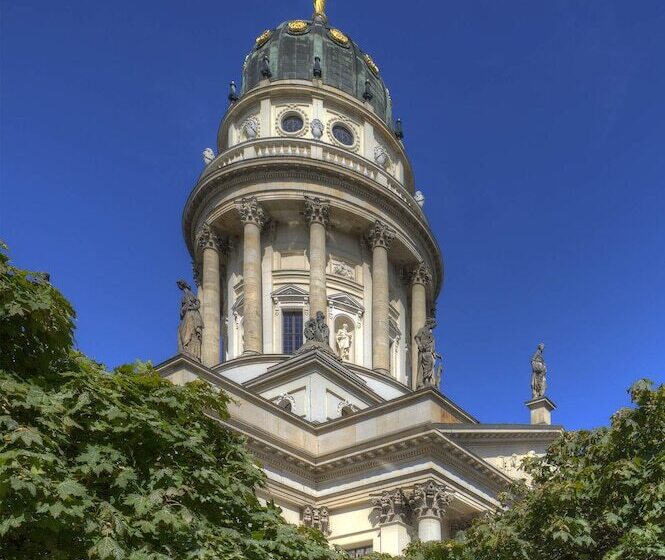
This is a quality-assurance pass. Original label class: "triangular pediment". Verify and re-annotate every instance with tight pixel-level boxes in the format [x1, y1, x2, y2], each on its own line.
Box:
[244, 348, 383, 421]
[328, 293, 364, 315]
[272, 284, 309, 299]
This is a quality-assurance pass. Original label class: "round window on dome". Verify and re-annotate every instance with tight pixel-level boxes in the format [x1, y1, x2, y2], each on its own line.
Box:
[281, 114, 304, 133]
[332, 124, 354, 146]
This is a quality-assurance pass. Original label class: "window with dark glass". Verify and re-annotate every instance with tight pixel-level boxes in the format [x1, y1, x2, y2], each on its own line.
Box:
[346, 546, 373, 558]
[282, 310, 303, 354]
[281, 114, 304, 133]
[332, 124, 354, 146]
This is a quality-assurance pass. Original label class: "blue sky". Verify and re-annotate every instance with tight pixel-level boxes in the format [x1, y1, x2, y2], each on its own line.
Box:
[2, 1, 664, 430]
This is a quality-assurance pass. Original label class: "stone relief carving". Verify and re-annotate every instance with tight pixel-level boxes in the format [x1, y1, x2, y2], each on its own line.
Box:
[374, 144, 390, 168]
[372, 483, 454, 526]
[202, 147, 215, 165]
[372, 488, 410, 524]
[498, 451, 537, 477]
[331, 259, 355, 279]
[241, 116, 259, 140]
[531, 343, 547, 399]
[335, 323, 353, 361]
[303, 196, 330, 226]
[414, 190, 425, 208]
[235, 196, 269, 228]
[415, 317, 443, 390]
[274, 393, 296, 412]
[302, 505, 330, 535]
[367, 220, 396, 250]
[176, 280, 203, 362]
[411, 262, 432, 286]
[410, 481, 454, 519]
[310, 118, 324, 139]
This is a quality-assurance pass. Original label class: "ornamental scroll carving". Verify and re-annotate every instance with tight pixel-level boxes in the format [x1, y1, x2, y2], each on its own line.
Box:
[235, 197, 269, 229]
[303, 196, 330, 226]
[367, 220, 396, 250]
[196, 223, 222, 252]
[411, 262, 432, 286]
[302, 505, 330, 535]
[372, 482, 454, 526]
[410, 481, 454, 519]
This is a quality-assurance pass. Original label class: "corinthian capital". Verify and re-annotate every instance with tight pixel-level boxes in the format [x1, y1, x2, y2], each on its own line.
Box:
[196, 223, 222, 252]
[410, 481, 454, 520]
[236, 197, 268, 229]
[411, 262, 432, 286]
[367, 220, 396, 250]
[303, 196, 330, 227]
[371, 488, 409, 524]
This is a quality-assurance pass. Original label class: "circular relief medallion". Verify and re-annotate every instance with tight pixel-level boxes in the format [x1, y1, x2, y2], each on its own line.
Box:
[287, 20, 309, 34]
[364, 53, 380, 76]
[328, 28, 350, 47]
[255, 29, 272, 48]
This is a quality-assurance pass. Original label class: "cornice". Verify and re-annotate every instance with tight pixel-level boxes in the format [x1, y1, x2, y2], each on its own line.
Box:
[181, 159, 444, 297]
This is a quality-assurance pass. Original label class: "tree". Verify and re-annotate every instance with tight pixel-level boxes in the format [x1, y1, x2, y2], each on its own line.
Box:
[400, 379, 665, 560]
[0, 243, 342, 559]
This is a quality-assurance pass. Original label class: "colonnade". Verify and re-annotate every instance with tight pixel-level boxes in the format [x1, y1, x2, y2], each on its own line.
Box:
[193, 196, 431, 374]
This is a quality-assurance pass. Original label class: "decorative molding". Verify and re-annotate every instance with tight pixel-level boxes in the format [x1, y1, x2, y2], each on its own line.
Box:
[276, 105, 310, 138]
[326, 114, 360, 152]
[303, 196, 330, 227]
[235, 196, 269, 229]
[367, 220, 396, 250]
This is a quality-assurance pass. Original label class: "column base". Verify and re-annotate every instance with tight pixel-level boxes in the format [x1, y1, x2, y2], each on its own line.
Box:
[242, 350, 262, 357]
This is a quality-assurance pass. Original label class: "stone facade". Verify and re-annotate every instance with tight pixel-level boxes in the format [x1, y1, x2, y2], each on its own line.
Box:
[157, 3, 563, 557]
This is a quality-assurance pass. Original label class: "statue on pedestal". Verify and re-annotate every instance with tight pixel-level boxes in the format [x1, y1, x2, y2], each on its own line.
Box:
[177, 280, 203, 362]
[415, 318, 443, 389]
[297, 311, 340, 360]
[531, 343, 547, 398]
[335, 323, 353, 361]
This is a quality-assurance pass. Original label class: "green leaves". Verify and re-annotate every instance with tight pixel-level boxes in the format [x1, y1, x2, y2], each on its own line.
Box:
[0, 244, 343, 560]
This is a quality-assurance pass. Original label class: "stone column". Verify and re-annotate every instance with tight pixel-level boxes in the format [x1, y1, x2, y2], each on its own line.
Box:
[411, 481, 454, 543]
[372, 488, 411, 556]
[304, 196, 330, 318]
[236, 197, 269, 355]
[411, 263, 432, 389]
[368, 220, 396, 374]
[197, 224, 222, 367]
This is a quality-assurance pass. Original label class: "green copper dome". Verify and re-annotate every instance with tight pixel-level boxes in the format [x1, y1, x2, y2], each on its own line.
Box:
[241, 17, 393, 125]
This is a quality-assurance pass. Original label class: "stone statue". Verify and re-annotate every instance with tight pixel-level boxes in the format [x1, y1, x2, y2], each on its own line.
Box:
[336, 323, 352, 361]
[304, 311, 330, 343]
[414, 190, 425, 208]
[177, 280, 203, 362]
[531, 343, 547, 399]
[202, 147, 215, 164]
[415, 318, 442, 389]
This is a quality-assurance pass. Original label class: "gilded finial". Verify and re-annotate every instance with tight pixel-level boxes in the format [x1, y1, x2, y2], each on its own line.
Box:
[313, 0, 327, 20]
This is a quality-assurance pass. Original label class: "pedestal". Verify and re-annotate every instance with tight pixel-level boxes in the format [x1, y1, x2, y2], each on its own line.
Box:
[525, 396, 556, 425]
[378, 521, 411, 556]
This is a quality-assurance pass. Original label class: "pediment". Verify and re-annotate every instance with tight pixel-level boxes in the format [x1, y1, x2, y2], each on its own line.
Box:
[244, 347, 383, 418]
[328, 293, 364, 316]
[272, 284, 309, 300]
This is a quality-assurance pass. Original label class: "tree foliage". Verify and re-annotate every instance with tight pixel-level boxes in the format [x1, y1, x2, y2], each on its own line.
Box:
[0, 244, 342, 559]
[395, 380, 665, 560]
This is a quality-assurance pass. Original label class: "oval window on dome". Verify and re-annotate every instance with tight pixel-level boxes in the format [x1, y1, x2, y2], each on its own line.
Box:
[332, 124, 354, 146]
[281, 114, 304, 133]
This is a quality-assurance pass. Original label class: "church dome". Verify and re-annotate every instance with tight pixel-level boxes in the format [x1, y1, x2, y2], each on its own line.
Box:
[241, 17, 394, 125]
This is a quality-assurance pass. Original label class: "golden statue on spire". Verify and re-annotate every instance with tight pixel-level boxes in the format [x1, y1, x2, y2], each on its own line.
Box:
[313, 0, 326, 18]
